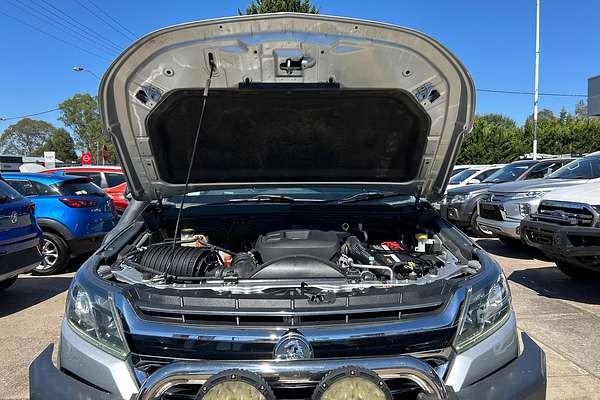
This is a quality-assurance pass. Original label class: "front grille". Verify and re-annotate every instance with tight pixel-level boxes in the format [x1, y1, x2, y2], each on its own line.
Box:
[137, 302, 441, 327]
[538, 202, 595, 226]
[125, 284, 457, 360]
[479, 203, 503, 221]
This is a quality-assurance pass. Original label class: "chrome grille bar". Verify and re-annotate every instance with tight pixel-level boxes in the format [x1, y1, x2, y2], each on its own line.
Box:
[135, 355, 450, 400]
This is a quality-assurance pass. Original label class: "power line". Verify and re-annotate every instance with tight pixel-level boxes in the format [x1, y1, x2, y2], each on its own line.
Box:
[6, 0, 119, 58]
[32, 0, 124, 53]
[74, 0, 136, 41]
[0, 9, 112, 61]
[84, 0, 138, 40]
[0, 108, 60, 122]
[477, 88, 586, 98]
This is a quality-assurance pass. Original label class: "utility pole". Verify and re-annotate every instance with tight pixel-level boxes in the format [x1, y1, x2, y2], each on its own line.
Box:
[533, 0, 540, 160]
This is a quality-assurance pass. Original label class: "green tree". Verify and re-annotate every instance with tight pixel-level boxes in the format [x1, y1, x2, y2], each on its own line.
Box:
[0, 118, 55, 155]
[458, 114, 525, 164]
[58, 93, 117, 164]
[239, 0, 319, 14]
[31, 128, 78, 162]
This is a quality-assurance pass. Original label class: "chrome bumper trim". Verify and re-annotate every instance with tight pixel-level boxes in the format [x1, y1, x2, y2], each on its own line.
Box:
[136, 355, 449, 400]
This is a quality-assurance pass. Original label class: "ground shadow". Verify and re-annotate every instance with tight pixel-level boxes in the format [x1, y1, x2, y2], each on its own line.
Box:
[0, 257, 83, 318]
[474, 238, 551, 261]
[509, 266, 600, 305]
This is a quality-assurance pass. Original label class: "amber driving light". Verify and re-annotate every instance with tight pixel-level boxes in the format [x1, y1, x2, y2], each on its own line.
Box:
[312, 366, 393, 400]
[196, 369, 275, 400]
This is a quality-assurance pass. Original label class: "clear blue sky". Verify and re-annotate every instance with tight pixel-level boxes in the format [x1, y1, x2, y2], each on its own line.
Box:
[0, 0, 598, 130]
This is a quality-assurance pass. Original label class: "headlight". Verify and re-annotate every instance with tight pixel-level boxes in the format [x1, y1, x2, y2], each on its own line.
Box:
[511, 191, 546, 199]
[450, 194, 469, 204]
[454, 272, 512, 352]
[66, 283, 129, 359]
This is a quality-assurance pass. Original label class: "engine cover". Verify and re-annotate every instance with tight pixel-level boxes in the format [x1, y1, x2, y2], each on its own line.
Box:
[255, 230, 340, 262]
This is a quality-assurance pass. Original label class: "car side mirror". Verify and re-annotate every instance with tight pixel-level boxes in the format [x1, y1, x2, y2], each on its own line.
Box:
[468, 179, 480, 184]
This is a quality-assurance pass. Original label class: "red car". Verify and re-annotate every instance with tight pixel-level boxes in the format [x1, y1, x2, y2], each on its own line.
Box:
[42, 166, 128, 213]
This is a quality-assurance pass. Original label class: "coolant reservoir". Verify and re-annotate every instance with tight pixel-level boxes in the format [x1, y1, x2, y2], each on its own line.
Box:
[415, 231, 428, 253]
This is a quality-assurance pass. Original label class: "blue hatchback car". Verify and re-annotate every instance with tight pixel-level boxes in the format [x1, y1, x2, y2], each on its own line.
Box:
[3, 173, 117, 275]
[0, 178, 43, 290]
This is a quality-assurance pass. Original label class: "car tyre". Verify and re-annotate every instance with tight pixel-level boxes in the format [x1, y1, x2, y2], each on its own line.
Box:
[556, 261, 600, 280]
[34, 232, 70, 276]
[0, 276, 18, 291]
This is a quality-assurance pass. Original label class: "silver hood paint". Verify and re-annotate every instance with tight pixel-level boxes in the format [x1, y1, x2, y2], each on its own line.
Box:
[99, 13, 475, 201]
[488, 178, 593, 194]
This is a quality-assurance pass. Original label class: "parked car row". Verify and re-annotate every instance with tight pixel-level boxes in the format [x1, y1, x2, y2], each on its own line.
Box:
[441, 152, 600, 278]
[0, 170, 122, 290]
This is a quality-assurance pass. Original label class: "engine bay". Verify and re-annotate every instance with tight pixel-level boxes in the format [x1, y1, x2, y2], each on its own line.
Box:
[111, 211, 472, 290]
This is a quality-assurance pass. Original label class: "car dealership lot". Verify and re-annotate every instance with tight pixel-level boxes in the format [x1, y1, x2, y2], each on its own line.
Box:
[1, 241, 600, 399]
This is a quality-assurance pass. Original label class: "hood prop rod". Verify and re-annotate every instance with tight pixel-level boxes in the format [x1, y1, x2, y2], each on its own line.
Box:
[164, 53, 216, 282]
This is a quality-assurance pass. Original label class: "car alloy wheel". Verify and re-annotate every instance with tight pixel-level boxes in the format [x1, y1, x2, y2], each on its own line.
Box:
[33, 232, 70, 275]
[39, 239, 59, 270]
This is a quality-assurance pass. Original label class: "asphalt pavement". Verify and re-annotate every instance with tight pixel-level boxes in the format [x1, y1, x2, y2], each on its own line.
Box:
[1, 240, 600, 399]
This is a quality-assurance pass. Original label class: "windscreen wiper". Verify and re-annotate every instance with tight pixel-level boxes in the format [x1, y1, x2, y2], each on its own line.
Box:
[226, 194, 327, 204]
[334, 191, 408, 204]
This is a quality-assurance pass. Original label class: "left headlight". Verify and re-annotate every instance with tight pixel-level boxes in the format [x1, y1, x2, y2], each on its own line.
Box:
[450, 194, 469, 204]
[454, 272, 512, 352]
[66, 283, 129, 359]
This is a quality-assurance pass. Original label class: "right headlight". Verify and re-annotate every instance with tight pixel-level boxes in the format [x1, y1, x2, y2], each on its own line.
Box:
[449, 194, 469, 204]
[454, 272, 512, 352]
[66, 280, 129, 359]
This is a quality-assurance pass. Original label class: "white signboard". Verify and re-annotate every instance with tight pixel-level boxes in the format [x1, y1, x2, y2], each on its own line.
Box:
[44, 151, 56, 169]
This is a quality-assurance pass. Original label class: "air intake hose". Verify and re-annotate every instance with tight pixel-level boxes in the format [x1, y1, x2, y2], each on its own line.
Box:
[342, 236, 371, 264]
[138, 245, 215, 277]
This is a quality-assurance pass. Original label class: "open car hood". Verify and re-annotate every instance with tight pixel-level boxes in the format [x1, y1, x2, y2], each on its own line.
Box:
[99, 13, 475, 202]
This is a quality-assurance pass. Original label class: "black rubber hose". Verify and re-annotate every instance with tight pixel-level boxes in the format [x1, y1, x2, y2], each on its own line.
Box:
[138, 245, 214, 277]
[343, 236, 372, 264]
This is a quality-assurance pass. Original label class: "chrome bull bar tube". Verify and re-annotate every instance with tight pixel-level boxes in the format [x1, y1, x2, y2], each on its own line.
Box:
[136, 355, 449, 400]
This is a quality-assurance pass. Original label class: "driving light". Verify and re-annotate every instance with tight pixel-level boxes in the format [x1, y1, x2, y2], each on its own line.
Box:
[197, 369, 275, 400]
[66, 284, 128, 359]
[454, 272, 512, 352]
[312, 366, 393, 400]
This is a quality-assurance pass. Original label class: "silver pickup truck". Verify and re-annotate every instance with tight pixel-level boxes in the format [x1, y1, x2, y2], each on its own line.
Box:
[477, 153, 600, 244]
[521, 180, 600, 278]
[28, 13, 545, 400]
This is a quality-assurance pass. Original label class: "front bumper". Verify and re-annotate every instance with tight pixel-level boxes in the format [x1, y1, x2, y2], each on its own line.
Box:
[521, 219, 600, 268]
[30, 331, 545, 400]
[477, 216, 521, 239]
[440, 203, 472, 227]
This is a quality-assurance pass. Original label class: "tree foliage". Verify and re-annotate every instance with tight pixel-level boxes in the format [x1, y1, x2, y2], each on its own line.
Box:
[58, 93, 117, 163]
[0, 118, 55, 155]
[240, 0, 319, 14]
[31, 128, 78, 162]
[458, 105, 600, 164]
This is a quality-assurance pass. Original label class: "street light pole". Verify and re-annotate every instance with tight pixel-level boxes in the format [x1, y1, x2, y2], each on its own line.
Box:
[533, 0, 540, 160]
[72, 66, 101, 81]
